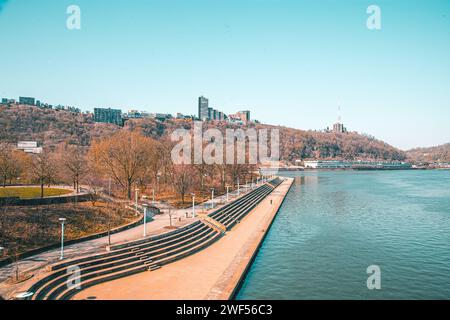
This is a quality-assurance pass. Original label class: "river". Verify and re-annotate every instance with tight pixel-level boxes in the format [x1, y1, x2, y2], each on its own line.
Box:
[236, 170, 450, 299]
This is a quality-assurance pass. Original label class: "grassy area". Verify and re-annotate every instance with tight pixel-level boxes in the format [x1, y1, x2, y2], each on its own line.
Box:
[0, 202, 138, 255]
[0, 187, 72, 199]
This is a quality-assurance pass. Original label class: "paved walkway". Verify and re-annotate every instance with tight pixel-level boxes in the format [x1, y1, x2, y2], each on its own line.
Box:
[0, 183, 255, 299]
[73, 178, 293, 300]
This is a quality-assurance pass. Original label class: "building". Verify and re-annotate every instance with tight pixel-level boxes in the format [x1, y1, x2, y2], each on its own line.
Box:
[2, 98, 16, 104]
[207, 107, 213, 120]
[304, 160, 412, 170]
[228, 110, 251, 124]
[304, 160, 353, 169]
[154, 113, 172, 121]
[17, 141, 43, 154]
[238, 110, 250, 122]
[94, 108, 123, 126]
[198, 96, 229, 121]
[19, 97, 36, 105]
[127, 110, 142, 119]
[333, 122, 346, 133]
[198, 96, 209, 121]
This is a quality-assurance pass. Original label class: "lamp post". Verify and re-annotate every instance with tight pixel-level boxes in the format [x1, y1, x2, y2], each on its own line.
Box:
[106, 202, 112, 247]
[191, 193, 196, 218]
[135, 188, 139, 213]
[142, 204, 148, 237]
[226, 186, 230, 202]
[201, 174, 207, 191]
[168, 209, 173, 228]
[157, 175, 161, 193]
[59, 218, 66, 260]
[211, 188, 215, 209]
[237, 178, 240, 196]
[152, 188, 156, 206]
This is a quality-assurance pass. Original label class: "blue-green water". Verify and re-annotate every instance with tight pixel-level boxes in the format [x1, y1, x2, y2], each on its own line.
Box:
[236, 170, 450, 300]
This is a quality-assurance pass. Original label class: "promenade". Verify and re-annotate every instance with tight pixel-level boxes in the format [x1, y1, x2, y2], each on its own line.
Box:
[0, 184, 252, 299]
[73, 178, 293, 300]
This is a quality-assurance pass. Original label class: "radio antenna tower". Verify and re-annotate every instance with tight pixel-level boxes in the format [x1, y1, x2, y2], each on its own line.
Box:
[338, 106, 342, 123]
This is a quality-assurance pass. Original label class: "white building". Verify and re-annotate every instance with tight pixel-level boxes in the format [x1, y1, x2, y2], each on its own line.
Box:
[17, 141, 43, 154]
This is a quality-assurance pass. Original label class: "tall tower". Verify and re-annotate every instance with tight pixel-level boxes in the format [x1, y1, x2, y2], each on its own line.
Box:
[338, 106, 342, 123]
[198, 96, 209, 121]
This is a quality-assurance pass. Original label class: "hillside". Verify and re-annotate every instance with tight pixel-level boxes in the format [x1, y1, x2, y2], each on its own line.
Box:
[0, 104, 407, 161]
[406, 143, 450, 163]
[0, 104, 118, 148]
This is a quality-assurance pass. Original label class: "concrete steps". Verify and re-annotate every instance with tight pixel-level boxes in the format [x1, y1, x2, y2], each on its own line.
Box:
[28, 222, 214, 300]
[27, 178, 283, 300]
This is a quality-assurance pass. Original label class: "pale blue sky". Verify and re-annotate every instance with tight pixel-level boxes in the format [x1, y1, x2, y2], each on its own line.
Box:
[1, 0, 449, 150]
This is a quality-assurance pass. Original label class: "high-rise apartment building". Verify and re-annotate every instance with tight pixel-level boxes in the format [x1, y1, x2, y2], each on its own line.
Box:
[94, 108, 123, 126]
[19, 97, 35, 105]
[198, 96, 209, 121]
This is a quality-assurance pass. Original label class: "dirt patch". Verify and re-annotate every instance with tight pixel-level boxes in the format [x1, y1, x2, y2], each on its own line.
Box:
[0, 202, 136, 256]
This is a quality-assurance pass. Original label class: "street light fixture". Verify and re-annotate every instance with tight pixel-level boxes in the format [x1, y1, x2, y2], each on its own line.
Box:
[156, 174, 161, 193]
[191, 193, 196, 218]
[237, 178, 240, 196]
[135, 188, 139, 213]
[211, 188, 215, 209]
[58, 218, 66, 260]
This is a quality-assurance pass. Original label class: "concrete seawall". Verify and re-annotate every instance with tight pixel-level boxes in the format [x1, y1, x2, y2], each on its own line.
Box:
[73, 178, 294, 300]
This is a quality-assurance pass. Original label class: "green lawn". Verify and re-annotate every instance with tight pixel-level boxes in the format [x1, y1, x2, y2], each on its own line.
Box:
[0, 187, 72, 199]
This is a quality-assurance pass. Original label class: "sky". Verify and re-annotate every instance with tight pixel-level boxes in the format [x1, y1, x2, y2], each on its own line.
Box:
[0, 0, 449, 150]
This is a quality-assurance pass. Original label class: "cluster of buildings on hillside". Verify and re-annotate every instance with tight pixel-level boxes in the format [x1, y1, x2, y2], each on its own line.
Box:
[93, 96, 253, 126]
[1, 95, 253, 127]
[1, 96, 82, 113]
[197, 96, 251, 124]
[5, 95, 356, 134]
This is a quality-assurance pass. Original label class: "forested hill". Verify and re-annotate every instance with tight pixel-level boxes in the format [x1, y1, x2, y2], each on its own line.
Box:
[406, 143, 450, 162]
[0, 104, 118, 147]
[0, 104, 406, 162]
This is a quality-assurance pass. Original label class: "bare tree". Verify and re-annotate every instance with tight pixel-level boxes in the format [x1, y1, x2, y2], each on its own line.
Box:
[56, 143, 87, 193]
[170, 164, 193, 205]
[89, 131, 156, 200]
[30, 152, 57, 198]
